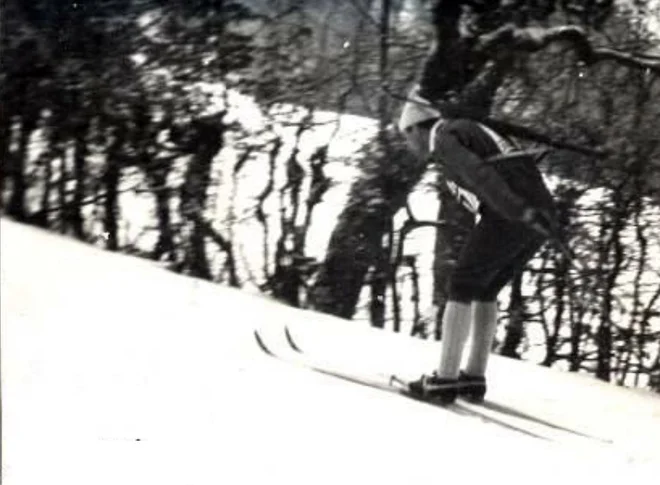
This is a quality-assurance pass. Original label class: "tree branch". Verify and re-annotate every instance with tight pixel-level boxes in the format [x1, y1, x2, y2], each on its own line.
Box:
[479, 24, 660, 73]
[587, 47, 660, 72]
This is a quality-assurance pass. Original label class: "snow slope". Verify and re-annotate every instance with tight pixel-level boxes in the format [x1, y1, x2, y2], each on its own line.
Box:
[2, 218, 659, 485]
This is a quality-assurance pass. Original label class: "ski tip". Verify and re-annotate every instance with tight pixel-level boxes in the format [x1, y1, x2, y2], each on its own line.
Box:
[254, 330, 274, 356]
[284, 326, 302, 353]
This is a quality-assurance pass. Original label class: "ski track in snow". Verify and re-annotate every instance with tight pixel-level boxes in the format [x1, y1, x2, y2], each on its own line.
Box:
[2, 218, 660, 485]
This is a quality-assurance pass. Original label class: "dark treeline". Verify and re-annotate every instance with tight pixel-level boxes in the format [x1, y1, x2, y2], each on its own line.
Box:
[1, 0, 659, 391]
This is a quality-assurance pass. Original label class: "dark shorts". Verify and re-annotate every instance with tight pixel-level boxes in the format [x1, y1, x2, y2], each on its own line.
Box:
[449, 155, 553, 302]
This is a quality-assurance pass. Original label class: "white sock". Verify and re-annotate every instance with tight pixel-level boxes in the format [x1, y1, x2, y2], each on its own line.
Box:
[437, 301, 471, 379]
[464, 301, 498, 377]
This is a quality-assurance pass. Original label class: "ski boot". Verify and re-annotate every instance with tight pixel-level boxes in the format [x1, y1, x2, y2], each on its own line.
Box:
[407, 372, 459, 405]
[458, 371, 486, 403]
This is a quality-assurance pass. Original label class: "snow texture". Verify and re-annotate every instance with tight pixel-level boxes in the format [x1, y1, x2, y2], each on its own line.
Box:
[2, 218, 660, 485]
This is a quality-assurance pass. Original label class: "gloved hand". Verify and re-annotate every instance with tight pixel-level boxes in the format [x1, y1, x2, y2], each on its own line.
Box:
[521, 207, 556, 239]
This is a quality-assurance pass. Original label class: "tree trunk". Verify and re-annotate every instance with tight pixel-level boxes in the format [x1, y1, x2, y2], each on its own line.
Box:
[57, 146, 68, 234]
[179, 114, 225, 280]
[369, 232, 389, 329]
[148, 165, 175, 261]
[38, 156, 52, 227]
[271, 125, 307, 306]
[377, 0, 391, 130]
[596, 196, 626, 382]
[568, 310, 583, 372]
[595, 316, 613, 382]
[0, 103, 11, 209]
[8, 112, 38, 221]
[368, 0, 393, 329]
[272, 237, 302, 307]
[406, 255, 421, 336]
[310, 138, 426, 319]
[542, 255, 568, 367]
[103, 127, 126, 251]
[69, 120, 89, 239]
[136, 99, 175, 262]
[103, 162, 120, 251]
[500, 272, 525, 359]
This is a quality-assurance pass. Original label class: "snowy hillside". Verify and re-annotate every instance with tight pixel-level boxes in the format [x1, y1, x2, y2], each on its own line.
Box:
[2, 218, 660, 485]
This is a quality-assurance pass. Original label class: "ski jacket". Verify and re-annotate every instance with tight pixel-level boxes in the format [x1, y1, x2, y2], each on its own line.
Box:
[398, 85, 530, 221]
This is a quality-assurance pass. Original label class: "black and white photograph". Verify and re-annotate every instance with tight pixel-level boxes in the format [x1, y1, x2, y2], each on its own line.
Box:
[1, 1, 660, 483]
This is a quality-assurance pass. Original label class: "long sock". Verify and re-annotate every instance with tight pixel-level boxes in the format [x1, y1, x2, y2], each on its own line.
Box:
[464, 301, 498, 377]
[436, 301, 471, 379]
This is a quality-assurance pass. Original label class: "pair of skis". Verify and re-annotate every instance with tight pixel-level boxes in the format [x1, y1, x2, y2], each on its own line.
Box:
[254, 326, 608, 443]
[253, 325, 608, 444]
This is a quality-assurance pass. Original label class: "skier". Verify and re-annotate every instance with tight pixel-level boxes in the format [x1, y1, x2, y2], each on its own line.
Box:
[398, 47, 558, 405]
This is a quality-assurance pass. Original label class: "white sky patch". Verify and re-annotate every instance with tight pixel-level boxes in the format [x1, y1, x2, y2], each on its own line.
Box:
[130, 53, 147, 67]
[643, 0, 660, 37]
[618, 0, 660, 39]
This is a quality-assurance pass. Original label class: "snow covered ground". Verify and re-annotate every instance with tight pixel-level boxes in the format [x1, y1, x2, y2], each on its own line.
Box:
[2, 218, 660, 484]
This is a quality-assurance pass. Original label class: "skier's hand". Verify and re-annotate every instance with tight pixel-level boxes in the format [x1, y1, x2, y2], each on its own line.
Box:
[521, 207, 555, 238]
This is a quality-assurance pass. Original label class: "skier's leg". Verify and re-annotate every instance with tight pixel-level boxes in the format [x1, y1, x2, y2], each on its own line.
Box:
[457, 300, 498, 403]
[436, 300, 472, 379]
[421, 216, 500, 394]
[432, 189, 511, 378]
[462, 225, 542, 372]
[407, 297, 471, 403]
[448, 204, 539, 401]
[464, 300, 498, 377]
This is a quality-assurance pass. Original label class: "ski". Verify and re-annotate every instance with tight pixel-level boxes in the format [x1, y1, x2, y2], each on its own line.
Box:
[255, 328, 410, 396]
[282, 326, 432, 398]
[277, 325, 610, 444]
[255, 327, 561, 441]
